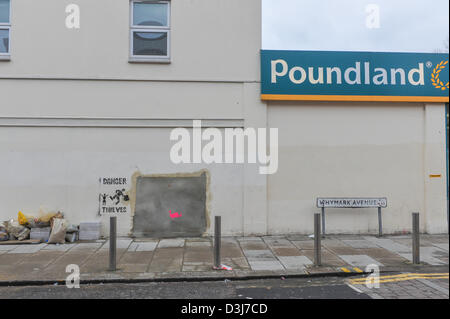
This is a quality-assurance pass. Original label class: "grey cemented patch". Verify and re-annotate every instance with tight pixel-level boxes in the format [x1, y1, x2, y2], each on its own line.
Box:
[339, 254, 383, 267]
[133, 174, 207, 238]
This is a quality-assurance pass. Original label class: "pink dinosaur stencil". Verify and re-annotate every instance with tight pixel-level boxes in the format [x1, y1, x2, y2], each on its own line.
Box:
[169, 210, 182, 219]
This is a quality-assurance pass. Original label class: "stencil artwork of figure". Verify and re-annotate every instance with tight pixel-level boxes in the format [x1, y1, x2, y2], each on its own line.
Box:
[101, 194, 108, 206]
[110, 189, 127, 205]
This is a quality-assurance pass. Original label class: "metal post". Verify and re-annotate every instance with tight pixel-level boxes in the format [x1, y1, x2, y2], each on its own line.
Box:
[214, 216, 221, 269]
[321, 207, 325, 238]
[109, 216, 117, 271]
[314, 213, 322, 266]
[412, 212, 420, 265]
[378, 207, 382, 237]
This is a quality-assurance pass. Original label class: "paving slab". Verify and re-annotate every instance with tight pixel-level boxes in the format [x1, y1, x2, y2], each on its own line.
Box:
[100, 239, 133, 250]
[135, 242, 159, 252]
[148, 247, 184, 272]
[262, 238, 293, 248]
[222, 257, 250, 270]
[322, 239, 350, 248]
[342, 239, 380, 249]
[182, 262, 212, 272]
[239, 241, 269, 250]
[272, 247, 302, 256]
[42, 243, 76, 252]
[0, 245, 20, 251]
[291, 240, 315, 250]
[118, 251, 153, 265]
[157, 239, 185, 248]
[184, 246, 213, 263]
[70, 242, 103, 251]
[186, 241, 212, 247]
[326, 246, 368, 255]
[118, 264, 148, 273]
[399, 247, 448, 266]
[364, 236, 412, 254]
[432, 243, 449, 252]
[247, 260, 284, 271]
[277, 256, 313, 270]
[242, 250, 275, 260]
[338, 254, 383, 267]
[7, 243, 46, 254]
[236, 237, 263, 242]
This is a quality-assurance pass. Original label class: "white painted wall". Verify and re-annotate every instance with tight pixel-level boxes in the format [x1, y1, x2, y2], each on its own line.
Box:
[2, 0, 260, 82]
[0, 0, 265, 237]
[267, 102, 448, 234]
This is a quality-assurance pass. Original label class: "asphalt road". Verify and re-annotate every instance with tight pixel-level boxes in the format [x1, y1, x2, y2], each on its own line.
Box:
[0, 276, 369, 299]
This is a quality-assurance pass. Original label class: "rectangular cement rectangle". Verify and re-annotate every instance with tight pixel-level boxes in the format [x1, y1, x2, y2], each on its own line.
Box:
[133, 174, 207, 238]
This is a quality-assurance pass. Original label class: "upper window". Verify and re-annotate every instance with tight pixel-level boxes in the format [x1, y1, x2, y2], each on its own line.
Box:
[0, 0, 10, 58]
[130, 1, 170, 62]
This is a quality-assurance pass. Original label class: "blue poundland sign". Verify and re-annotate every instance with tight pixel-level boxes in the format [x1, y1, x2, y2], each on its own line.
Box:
[261, 50, 449, 102]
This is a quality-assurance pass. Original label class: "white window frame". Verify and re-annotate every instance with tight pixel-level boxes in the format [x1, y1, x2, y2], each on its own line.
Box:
[129, 0, 171, 63]
[0, 0, 11, 60]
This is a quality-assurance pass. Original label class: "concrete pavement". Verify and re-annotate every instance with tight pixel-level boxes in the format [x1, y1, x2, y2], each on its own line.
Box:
[0, 234, 448, 284]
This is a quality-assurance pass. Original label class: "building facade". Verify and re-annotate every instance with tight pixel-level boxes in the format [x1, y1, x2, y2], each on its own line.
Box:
[0, 0, 448, 237]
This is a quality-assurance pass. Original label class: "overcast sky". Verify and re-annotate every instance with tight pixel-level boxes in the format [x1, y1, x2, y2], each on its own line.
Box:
[262, 0, 449, 53]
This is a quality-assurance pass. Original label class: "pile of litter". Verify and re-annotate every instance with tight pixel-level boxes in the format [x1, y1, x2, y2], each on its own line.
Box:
[0, 209, 80, 245]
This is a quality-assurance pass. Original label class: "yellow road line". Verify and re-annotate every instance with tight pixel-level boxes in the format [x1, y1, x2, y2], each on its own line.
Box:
[349, 273, 449, 285]
[350, 273, 449, 281]
[350, 275, 449, 284]
[341, 267, 351, 273]
[353, 267, 363, 273]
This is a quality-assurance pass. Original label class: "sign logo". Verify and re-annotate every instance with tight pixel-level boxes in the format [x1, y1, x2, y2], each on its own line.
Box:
[261, 50, 449, 103]
[431, 60, 449, 90]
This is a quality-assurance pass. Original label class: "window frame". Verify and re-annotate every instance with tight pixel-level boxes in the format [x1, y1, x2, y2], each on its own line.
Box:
[0, 0, 11, 60]
[129, 0, 171, 63]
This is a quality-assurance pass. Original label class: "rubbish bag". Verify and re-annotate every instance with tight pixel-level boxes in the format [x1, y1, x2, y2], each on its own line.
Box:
[18, 211, 29, 225]
[4, 220, 30, 241]
[0, 224, 8, 241]
[48, 218, 68, 244]
[49, 211, 64, 228]
[0, 232, 8, 241]
[66, 224, 79, 233]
